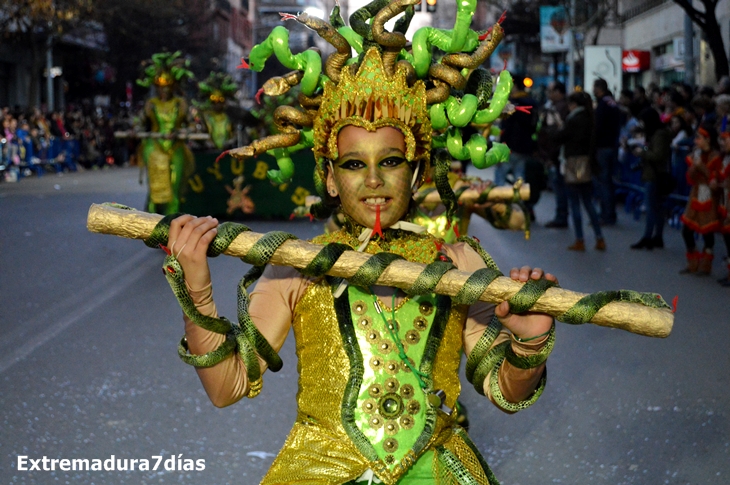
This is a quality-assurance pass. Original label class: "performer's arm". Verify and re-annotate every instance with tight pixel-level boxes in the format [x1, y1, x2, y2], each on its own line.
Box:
[184, 265, 306, 407]
[446, 243, 552, 410]
[168, 215, 301, 407]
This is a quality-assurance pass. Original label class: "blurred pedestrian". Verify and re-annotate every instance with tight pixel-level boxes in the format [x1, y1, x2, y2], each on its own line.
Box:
[669, 113, 694, 196]
[715, 94, 730, 134]
[691, 95, 717, 129]
[717, 130, 730, 286]
[554, 92, 605, 251]
[538, 81, 570, 228]
[592, 78, 621, 225]
[630, 108, 673, 250]
[680, 125, 723, 275]
[633, 85, 652, 113]
[497, 76, 537, 187]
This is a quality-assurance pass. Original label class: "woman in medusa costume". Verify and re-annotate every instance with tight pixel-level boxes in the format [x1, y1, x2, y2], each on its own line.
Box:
[136, 51, 196, 215]
[169, 1, 558, 483]
[194, 72, 238, 150]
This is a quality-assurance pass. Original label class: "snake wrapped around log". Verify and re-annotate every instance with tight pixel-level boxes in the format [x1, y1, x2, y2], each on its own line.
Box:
[91, 204, 673, 342]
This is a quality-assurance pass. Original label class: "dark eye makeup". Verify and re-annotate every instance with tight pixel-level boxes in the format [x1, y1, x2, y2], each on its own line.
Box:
[337, 156, 406, 170]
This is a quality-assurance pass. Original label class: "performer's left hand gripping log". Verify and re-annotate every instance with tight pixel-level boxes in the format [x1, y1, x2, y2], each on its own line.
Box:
[87, 203, 674, 339]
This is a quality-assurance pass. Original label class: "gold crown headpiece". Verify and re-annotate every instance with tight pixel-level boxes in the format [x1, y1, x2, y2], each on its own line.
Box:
[228, 0, 513, 218]
[314, 47, 431, 166]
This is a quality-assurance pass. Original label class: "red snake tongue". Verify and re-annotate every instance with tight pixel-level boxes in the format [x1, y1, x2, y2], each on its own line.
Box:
[373, 205, 384, 239]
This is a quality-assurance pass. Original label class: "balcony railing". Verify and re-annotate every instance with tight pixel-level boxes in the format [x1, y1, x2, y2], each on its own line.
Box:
[618, 0, 670, 23]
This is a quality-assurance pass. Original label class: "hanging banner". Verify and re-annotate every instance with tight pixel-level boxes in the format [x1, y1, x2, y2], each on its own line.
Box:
[540, 6, 571, 53]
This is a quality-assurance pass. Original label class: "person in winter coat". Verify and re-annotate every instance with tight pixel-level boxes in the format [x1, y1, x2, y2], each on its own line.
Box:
[630, 108, 673, 250]
[553, 92, 606, 251]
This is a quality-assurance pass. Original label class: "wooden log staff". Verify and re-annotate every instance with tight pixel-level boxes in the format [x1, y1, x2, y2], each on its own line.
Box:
[420, 184, 531, 205]
[114, 131, 211, 141]
[87, 203, 674, 338]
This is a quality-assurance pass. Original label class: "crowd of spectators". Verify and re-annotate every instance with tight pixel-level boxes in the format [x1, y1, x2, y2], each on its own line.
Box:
[1, 102, 135, 182]
[529, 74, 730, 286]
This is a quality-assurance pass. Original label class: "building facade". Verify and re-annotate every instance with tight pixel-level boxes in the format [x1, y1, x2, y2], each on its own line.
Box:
[619, 0, 730, 89]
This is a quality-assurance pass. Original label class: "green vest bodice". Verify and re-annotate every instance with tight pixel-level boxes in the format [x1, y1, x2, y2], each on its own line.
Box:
[203, 111, 232, 150]
[262, 229, 470, 484]
[150, 98, 182, 152]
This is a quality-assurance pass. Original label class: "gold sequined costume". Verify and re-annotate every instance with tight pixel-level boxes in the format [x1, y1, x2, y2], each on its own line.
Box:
[183, 227, 550, 484]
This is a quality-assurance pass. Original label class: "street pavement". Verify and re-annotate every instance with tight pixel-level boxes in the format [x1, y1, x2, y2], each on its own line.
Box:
[0, 166, 727, 485]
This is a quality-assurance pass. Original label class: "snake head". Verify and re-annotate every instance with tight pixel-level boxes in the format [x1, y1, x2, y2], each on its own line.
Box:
[162, 255, 185, 283]
[279, 12, 299, 21]
[229, 146, 255, 160]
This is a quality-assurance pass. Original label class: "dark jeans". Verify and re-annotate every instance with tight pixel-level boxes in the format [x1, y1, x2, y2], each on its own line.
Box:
[548, 164, 568, 224]
[495, 152, 528, 187]
[567, 183, 603, 241]
[594, 147, 617, 223]
[642, 181, 666, 239]
[682, 226, 714, 252]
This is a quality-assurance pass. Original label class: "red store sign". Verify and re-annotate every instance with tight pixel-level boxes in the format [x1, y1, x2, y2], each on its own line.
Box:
[622, 50, 651, 73]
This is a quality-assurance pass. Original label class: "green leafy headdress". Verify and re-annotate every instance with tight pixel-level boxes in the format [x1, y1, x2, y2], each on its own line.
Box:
[195, 71, 239, 109]
[137, 51, 195, 89]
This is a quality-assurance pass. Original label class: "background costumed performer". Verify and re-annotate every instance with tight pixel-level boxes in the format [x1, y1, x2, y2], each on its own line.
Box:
[136, 51, 196, 215]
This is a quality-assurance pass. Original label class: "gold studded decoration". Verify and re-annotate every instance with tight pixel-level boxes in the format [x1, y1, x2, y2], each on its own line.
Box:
[385, 360, 400, 375]
[400, 384, 414, 399]
[407, 400, 421, 415]
[401, 357, 416, 373]
[384, 420, 400, 436]
[352, 300, 367, 315]
[368, 383, 383, 399]
[369, 356, 383, 371]
[378, 340, 392, 354]
[419, 301, 434, 316]
[399, 415, 414, 430]
[413, 316, 428, 331]
[383, 438, 399, 453]
[405, 329, 421, 345]
[370, 416, 383, 429]
[384, 378, 400, 393]
[362, 398, 377, 414]
[358, 315, 372, 329]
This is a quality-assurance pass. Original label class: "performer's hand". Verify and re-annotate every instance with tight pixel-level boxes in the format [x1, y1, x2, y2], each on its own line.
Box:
[168, 215, 219, 290]
[495, 266, 557, 341]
